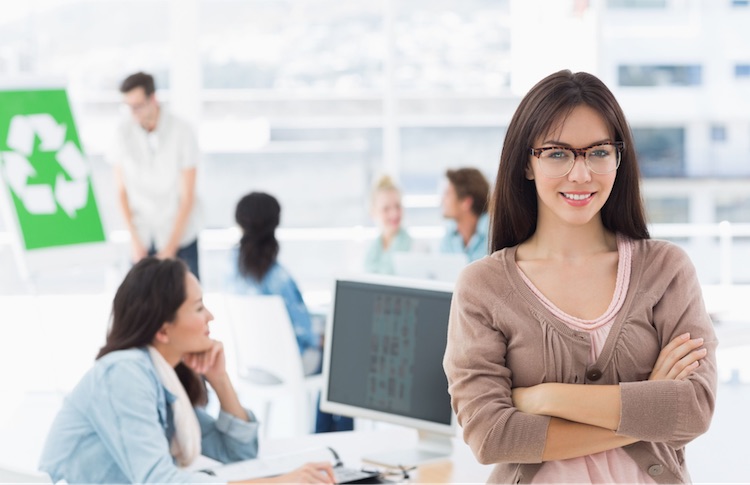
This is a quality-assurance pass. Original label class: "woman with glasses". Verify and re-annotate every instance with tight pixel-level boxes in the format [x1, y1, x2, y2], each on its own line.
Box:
[443, 70, 716, 484]
[40, 258, 335, 484]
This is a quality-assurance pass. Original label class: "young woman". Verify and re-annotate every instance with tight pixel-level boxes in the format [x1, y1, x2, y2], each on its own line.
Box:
[227, 192, 321, 375]
[364, 174, 413, 274]
[227, 192, 353, 433]
[443, 70, 717, 484]
[39, 258, 334, 484]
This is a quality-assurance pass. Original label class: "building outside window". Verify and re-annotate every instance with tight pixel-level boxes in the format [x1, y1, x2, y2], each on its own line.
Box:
[618, 65, 702, 87]
[632, 127, 686, 177]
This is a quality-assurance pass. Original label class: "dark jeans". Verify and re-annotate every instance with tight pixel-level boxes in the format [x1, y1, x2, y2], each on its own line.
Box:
[315, 395, 354, 433]
[147, 239, 200, 280]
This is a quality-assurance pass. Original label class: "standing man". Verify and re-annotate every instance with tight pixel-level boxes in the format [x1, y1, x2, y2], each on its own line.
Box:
[110, 72, 202, 279]
[439, 167, 490, 262]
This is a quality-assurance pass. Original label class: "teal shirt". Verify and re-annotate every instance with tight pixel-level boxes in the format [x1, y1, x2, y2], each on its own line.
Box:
[439, 212, 490, 262]
[364, 228, 413, 274]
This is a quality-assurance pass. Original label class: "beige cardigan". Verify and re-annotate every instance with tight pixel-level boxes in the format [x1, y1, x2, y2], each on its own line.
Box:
[443, 238, 717, 484]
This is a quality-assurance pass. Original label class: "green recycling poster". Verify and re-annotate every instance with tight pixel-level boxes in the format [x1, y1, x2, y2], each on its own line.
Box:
[0, 88, 105, 250]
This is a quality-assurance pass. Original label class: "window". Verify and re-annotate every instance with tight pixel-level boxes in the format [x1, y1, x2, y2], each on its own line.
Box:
[735, 64, 750, 78]
[644, 197, 690, 223]
[632, 127, 685, 177]
[607, 0, 666, 7]
[716, 196, 750, 223]
[618, 65, 702, 87]
[711, 124, 727, 142]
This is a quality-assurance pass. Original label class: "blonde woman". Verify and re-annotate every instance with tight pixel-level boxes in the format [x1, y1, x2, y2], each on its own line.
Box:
[364, 175, 413, 274]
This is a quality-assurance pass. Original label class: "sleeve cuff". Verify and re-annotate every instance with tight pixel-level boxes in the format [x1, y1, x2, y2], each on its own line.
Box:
[215, 408, 260, 443]
[617, 380, 679, 440]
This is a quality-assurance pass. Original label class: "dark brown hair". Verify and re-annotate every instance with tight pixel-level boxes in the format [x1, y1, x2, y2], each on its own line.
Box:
[489, 70, 649, 251]
[97, 257, 207, 405]
[235, 192, 281, 280]
[446, 168, 490, 217]
[119, 71, 156, 97]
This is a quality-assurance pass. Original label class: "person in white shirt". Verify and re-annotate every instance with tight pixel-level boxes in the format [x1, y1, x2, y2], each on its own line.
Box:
[110, 71, 202, 279]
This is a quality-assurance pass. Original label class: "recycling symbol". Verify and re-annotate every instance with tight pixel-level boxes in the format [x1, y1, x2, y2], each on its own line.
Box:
[1, 113, 90, 217]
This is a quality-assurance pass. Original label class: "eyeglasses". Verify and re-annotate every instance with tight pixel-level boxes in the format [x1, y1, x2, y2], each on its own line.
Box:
[529, 141, 624, 178]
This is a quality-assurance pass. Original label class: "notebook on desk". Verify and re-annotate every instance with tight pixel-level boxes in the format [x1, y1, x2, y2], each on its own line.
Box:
[206, 447, 383, 484]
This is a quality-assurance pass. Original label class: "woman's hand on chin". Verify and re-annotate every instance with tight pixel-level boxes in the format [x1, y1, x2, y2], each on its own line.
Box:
[183, 340, 228, 384]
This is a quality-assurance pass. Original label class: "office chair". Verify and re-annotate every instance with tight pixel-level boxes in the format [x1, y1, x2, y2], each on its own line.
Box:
[221, 294, 322, 437]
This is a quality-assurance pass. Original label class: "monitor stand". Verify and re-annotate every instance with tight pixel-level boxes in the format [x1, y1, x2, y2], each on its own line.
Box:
[361, 430, 453, 469]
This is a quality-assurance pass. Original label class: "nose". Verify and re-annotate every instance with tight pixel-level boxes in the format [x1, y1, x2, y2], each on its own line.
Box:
[567, 153, 592, 182]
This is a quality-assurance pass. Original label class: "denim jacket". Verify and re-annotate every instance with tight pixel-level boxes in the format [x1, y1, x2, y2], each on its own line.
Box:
[39, 348, 259, 484]
[226, 250, 319, 357]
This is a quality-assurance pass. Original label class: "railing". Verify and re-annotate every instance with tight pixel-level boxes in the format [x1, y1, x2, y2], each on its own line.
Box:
[2, 221, 750, 287]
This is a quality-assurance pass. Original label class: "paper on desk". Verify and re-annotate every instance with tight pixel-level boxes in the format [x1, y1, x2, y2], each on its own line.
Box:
[208, 446, 333, 481]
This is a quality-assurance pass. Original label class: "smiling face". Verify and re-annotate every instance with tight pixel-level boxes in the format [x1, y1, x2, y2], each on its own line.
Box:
[526, 104, 617, 231]
[372, 188, 403, 234]
[158, 272, 214, 360]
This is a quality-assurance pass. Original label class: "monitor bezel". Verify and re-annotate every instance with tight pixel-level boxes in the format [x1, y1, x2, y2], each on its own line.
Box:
[320, 273, 457, 437]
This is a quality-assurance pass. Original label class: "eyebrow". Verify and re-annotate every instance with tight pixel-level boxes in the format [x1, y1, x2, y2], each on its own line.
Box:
[540, 138, 612, 147]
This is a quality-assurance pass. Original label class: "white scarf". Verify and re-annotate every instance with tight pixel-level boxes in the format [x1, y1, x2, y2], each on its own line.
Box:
[147, 346, 201, 466]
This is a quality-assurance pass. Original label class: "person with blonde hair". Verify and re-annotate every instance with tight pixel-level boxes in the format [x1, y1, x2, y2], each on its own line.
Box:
[364, 175, 413, 274]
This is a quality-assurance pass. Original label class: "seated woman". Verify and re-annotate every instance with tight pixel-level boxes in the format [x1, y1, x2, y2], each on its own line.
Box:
[364, 175, 413, 274]
[227, 191, 353, 434]
[227, 191, 321, 376]
[39, 258, 334, 484]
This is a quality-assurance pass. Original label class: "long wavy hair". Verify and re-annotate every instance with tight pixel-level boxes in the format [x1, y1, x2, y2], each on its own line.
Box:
[97, 258, 207, 405]
[235, 192, 281, 280]
[489, 70, 649, 251]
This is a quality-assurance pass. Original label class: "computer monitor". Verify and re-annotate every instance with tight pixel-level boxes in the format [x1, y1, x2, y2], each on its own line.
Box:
[391, 252, 469, 282]
[320, 274, 456, 469]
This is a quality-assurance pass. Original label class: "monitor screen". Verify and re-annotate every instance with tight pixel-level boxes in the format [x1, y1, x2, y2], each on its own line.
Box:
[321, 275, 455, 436]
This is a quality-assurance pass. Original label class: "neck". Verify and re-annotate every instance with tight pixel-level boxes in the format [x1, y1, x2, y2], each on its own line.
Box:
[151, 342, 180, 368]
[456, 213, 479, 246]
[522, 219, 616, 261]
[145, 105, 160, 132]
[381, 227, 399, 247]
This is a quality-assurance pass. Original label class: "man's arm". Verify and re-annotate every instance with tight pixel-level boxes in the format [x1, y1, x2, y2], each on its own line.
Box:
[157, 166, 196, 258]
[114, 165, 147, 262]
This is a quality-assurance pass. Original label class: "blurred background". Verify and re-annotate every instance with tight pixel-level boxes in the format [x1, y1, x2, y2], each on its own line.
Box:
[0, 0, 748, 482]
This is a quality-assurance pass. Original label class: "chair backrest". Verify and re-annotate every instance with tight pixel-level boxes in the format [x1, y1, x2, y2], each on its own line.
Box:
[0, 465, 51, 483]
[222, 294, 306, 386]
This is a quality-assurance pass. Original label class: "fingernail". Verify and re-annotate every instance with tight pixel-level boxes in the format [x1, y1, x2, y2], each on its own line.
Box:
[692, 337, 704, 344]
[681, 333, 690, 340]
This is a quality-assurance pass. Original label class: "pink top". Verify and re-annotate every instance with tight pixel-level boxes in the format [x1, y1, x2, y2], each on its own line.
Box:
[518, 235, 656, 484]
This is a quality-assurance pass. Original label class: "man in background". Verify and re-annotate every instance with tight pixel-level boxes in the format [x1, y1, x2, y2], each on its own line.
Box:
[439, 167, 490, 262]
[109, 71, 202, 279]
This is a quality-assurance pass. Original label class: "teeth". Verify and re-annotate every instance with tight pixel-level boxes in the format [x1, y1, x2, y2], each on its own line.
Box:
[563, 193, 591, 201]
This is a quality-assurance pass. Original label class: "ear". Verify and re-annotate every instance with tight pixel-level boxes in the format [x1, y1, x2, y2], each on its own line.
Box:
[525, 163, 535, 180]
[153, 323, 170, 345]
[460, 196, 474, 213]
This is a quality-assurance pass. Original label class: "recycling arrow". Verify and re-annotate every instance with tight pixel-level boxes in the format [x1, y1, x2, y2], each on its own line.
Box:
[1, 113, 89, 217]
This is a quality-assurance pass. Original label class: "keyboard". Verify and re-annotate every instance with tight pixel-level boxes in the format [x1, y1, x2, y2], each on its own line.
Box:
[333, 465, 381, 484]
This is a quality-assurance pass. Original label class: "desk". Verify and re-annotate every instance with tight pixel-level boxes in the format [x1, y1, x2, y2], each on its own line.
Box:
[258, 427, 492, 484]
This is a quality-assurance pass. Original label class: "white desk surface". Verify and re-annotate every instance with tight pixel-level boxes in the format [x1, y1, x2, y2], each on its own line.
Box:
[258, 427, 493, 484]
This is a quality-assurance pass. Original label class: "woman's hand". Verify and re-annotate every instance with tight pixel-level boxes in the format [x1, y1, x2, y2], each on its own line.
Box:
[183, 339, 227, 385]
[649, 332, 707, 381]
[269, 462, 336, 484]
